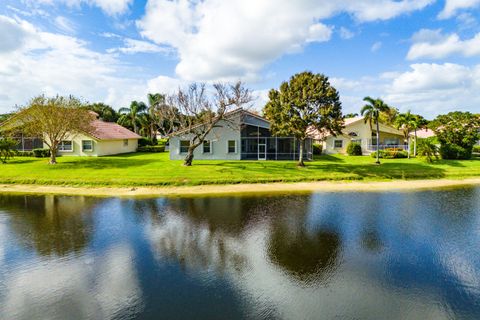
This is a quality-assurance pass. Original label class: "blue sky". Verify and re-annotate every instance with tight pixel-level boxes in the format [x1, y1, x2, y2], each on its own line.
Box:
[0, 0, 479, 118]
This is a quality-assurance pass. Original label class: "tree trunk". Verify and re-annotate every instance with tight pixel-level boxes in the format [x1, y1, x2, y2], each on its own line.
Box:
[376, 120, 381, 164]
[407, 136, 411, 159]
[414, 129, 417, 157]
[49, 146, 57, 165]
[183, 146, 195, 166]
[297, 138, 305, 167]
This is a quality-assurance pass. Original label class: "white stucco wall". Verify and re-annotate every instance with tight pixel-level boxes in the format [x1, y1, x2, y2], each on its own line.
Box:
[169, 119, 241, 160]
[44, 133, 138, 156]
[322, 120, 404, 154]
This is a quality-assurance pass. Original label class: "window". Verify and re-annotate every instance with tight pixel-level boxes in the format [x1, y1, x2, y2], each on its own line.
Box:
[334, 140, 343, 148]
[82, 140, 93, 152]
[351, 139, 362, 145]
[58, 140, 73, 152]
[180, 140, 189, 153]
[228, 140, 236, 153]
[203, 140, 211, 153]
[123, 139, 129, 147]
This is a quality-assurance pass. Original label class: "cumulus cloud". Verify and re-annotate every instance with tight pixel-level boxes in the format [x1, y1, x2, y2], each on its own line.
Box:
[137, 0, 433, 81]
[438, 0, 480, 19]
[408, 29, 480, 60]
[339, 27, 355, 39]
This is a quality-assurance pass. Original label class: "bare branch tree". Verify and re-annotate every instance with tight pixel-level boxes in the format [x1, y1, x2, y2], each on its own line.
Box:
[165, 82, 252, 166]
[15, 95, 94, 164]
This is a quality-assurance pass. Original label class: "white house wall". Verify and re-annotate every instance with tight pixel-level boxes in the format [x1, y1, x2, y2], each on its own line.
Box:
[170, 119, 241, 160]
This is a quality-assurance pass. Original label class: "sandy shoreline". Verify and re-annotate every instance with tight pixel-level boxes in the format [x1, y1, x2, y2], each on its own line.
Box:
[1, 178, 480, 198]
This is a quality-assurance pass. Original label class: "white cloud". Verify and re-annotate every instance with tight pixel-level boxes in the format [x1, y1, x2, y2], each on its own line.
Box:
[407, 29, 480, 59]
[23, 0, 134, 16]
[339, 27, 355, 39]
[54, 16, 76, 33]
[137, 0, 433, 82]
[371, 41, 382, 52]
[107, 38, 171, 54]
[438, 0, 480, 19]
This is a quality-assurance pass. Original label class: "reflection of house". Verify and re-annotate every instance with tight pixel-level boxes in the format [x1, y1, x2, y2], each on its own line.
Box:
[169, 108, 313, 161]
[309, 116, 405, 154]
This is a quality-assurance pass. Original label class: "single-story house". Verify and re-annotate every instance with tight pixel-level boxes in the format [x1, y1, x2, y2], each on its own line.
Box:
[309, 116, 406, 154]
[1, 113, 141, 156]
[411, 128, 436, 139]
[169, 108, 313, 161]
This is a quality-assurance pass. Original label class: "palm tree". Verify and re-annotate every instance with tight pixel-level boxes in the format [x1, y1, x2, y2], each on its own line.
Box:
[118, 101, 147, 134]
[394, 110, 416, 159]
[411, 115, 428, 157]
[361, 97, 390, 164]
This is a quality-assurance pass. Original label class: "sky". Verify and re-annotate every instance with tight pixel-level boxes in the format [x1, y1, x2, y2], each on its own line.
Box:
[0, 0, 479, 118]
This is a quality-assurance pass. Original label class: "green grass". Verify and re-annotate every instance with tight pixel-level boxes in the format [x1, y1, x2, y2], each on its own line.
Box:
[0, 152, 479, 187]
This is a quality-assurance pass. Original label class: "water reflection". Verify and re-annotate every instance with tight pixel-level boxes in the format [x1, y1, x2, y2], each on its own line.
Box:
[1, 188, 480, 319]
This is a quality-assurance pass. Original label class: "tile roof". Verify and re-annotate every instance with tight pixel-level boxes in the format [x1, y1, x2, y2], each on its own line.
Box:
[88, 120, 141, 140]
[411, 128, 435, 138]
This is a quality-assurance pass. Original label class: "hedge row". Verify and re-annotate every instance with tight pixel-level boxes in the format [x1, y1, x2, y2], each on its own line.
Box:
[371, 149, 408, 159]
[137, 145, 166, 153]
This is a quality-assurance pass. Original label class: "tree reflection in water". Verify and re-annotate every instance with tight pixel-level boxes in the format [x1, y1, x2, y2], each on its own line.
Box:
[0, 194, 98, 256]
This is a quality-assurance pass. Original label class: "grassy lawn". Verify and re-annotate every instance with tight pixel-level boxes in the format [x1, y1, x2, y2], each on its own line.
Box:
[0, 152, 479, 187]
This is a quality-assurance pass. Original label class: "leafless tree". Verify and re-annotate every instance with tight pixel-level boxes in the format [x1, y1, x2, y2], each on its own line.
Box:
[163, 82, 252, 166]
[15, 95, 95, 164]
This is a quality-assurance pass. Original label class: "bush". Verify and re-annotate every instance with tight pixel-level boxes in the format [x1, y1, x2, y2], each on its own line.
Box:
[33, 148, 51, 158]
[473, 145, 480, 154]
[371, 149, 408, 159]
[157, 138, 168, 146]
[346, 142, 362, 156]
[417, 138, 439, 163]
[0, 138, 18, 163]
[138, 137, 156, 147]
[313, 143, 322, 155]
[137, 145, 165, 153]
[439, 144, 472, 160]
[14, 150, 35, 157]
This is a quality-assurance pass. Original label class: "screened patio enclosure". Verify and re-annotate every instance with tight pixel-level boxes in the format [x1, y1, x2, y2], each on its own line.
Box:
[240, 124, 313, 160]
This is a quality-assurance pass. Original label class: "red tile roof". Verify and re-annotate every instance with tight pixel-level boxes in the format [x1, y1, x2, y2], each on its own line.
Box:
[88, 120, 141, 140]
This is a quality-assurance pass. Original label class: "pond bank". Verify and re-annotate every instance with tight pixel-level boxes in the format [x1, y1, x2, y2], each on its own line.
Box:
[2, 178, 480, 198]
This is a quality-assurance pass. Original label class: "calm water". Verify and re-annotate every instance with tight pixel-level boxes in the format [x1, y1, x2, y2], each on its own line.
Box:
[1, 188, 480, 320]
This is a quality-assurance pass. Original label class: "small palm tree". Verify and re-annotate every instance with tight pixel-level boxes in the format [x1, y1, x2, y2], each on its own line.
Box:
[118, 101, 147, 134]
[395, 110, 416, 159]
[361, 97, 390, 164]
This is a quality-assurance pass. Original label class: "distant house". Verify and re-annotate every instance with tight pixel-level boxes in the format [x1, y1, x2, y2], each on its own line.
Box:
[412, 128, 436, 139]
[169, 108, 313, 161]
[1, 113, 141, 156]
[309, 116, 406, 154]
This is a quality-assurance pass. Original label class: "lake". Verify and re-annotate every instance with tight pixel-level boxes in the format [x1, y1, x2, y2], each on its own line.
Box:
[1, 188, 480, 319]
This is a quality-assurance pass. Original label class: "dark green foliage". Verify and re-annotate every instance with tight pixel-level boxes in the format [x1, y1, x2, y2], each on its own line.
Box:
[0, 138, 18, 163]
[264, 71, 343, 166]
[473, 145, 480, 153]
[417, 138, 439, 163]
[138, 137, 156, 147]
[33, 148, 51, 158]
[15, 150, 35, 157]
[137, 145, 165, 153]
[431, 111, 480, 160]
[313, 143, 322, 155]
[346, 142, 362, 156]
[84, 103, 119, 122]
[371, 150, 408, 159]
[439, 144, 472, 160]
[361, 97, 391, 164]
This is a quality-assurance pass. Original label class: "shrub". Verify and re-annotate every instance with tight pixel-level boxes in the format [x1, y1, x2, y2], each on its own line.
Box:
[138, 137, 156, 147]
[473, 145, 480, 154]
[417, 138, 439, 163]
[346, 142, 362, 156]
[313, 143, 322, 155]
[0, 138, 18, 163]
[15, 150, 35, 157]
[137, 145, 165, 153]
[157, 138, 168, 146]
[371, 150, 408, 159]
[439, 144, 472, 160]
[33, 148, 51, 158]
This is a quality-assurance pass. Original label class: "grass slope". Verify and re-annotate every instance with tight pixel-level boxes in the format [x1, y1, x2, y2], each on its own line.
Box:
[0, 152, 479, 187]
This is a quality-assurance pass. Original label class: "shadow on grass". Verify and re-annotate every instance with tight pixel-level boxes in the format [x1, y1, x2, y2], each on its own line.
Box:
[57, 158, 160, 169]
[435, 160, 466, 167]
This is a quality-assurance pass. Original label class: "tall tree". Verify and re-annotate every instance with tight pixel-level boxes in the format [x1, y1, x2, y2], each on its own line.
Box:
[15, 95, 94, 164]
[394, 110, 416, 159]
[430, 111, 480, 159]
[411, 114, 428, 157]
[361, 97, 390, 164]
[118, 101, 147, 134]
[264, 72, 343, 166]
[84, 103, 119, 122]
[165, 82, 252, 166]
[378, 106, 399, 125]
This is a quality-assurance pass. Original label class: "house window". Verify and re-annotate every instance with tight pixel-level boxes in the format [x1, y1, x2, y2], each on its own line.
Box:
[123, 139, 129, 147]
[334, 140, 343, 148]
[82, 140, 93, 152]
[203, 140, 211, 153]
[180, 140, 189, 153]
[351, 139, 362, 145]
[228, 140, 236, 153]
[58, 140, 73, 152]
